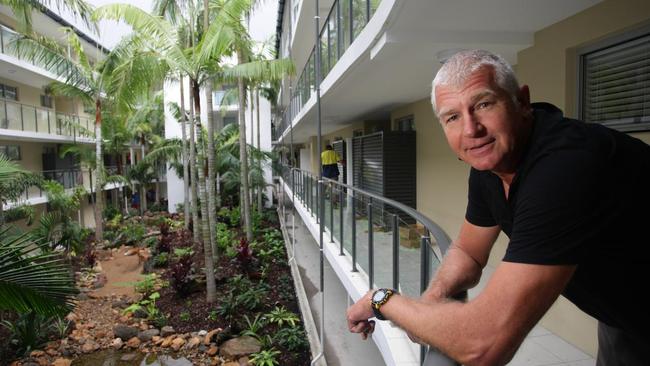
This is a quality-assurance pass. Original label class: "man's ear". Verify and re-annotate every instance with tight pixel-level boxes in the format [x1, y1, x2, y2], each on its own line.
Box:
[518, 85, 531, 109]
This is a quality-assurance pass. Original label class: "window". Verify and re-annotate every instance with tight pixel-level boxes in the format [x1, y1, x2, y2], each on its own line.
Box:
[40, 94, 53, 108]
[395, 115, 415, 131]
[578, 27, 650, 132]
[0, 145, 21, 160]
[0, 83, 18, 101]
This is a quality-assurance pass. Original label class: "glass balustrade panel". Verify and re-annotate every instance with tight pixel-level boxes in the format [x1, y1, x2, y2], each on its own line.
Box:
[5, 102, 21, 130]
[36, 108, 50, 133]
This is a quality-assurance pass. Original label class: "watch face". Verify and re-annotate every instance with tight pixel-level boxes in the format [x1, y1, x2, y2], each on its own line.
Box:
[372, 290, 386, 302]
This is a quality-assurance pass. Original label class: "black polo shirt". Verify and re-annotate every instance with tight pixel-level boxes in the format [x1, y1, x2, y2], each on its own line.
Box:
[466, 103, 650, 338]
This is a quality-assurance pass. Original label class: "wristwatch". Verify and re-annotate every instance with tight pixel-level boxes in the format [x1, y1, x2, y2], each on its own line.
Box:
[371, 288, 396, 320]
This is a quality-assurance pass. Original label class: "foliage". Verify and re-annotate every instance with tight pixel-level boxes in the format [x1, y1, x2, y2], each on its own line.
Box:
[1, 311, 51, 356]
[169, 255, 193, 297]
[0, 154, 43, 224]
[123, 292, 165, 326]
[173, 247, 194, 258]
[216, 293, 240, 326]
[206, 310, 218, 321]
[0, 227, 78, 317]
[235, 238, 253, 269]
[236, 283, 268, 311]
[265, 306, 300, 328]
[153, 252, 169, 268]
[103, 205, 121, 221]
[134, 273, 159, 295]
[249, 348, 281, 366]
[240, 313, 266, 338]
[275, 326, 308, 352]
[49, 315, 72, 339]
[179, 311, 190, 322]
[215, 222, 234, 251]
[83, 246, 96, 267]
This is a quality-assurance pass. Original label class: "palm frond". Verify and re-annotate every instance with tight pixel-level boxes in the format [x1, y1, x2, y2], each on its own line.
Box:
[0, 227, 78, 316]
[47, 82, 94, 106]
[221, 58, 294, 82]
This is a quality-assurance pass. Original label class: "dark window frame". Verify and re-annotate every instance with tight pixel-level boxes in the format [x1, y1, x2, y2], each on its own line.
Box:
[577, 24, 650, 132]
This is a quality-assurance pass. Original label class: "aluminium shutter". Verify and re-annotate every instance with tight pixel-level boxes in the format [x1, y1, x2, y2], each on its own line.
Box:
[332, 140, 346, 184]
[582, 32, 650, 131]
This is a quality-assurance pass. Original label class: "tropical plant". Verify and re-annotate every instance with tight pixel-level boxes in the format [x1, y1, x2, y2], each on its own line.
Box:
[275, 325, 308, 351]
[1, 311, 52, 356]
[249, 348, 281, 366]
[0, 154, 42, 226]
[0, 227, 78, 317]
[240, 313, 266, 338]
[264, 306, 300, 328]
[0, 0, 95, 34]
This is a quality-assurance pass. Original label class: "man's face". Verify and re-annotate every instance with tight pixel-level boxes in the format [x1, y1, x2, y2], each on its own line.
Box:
[435, 66, 530, 174]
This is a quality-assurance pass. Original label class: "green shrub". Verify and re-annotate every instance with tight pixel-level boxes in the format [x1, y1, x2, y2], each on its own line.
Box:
[250, 348, 281, 366]
[275, 326, 308, 351]
[1, 311, 52, 356]
[265, 306, 300, 328]
[153, 252, 169, 267]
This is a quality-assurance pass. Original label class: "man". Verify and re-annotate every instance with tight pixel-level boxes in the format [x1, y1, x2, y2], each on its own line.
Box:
[321, 144, 342, 180]
[347, 50, 650, 365]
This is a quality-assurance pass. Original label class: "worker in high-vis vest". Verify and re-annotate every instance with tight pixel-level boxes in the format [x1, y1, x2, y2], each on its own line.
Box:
[321, 144, 342, 180]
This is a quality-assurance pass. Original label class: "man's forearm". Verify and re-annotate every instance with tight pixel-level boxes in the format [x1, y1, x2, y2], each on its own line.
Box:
[422, 244, 483, 302]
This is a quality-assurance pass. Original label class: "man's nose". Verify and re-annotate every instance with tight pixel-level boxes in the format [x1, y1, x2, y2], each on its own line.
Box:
[462, 113, 482, 137]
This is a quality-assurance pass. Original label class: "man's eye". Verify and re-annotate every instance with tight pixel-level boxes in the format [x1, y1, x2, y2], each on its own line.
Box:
[477, 101, 492, 109]
[446, 114, 458, 123]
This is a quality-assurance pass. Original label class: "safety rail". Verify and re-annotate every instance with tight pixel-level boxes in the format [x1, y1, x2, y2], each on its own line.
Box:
[17, 169, 83, 202]
[273, 0, 383, 141]
[0, 98, 93, 140]
[278, 164, 460, 365]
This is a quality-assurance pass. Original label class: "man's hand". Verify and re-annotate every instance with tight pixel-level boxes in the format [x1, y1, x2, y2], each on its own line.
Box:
[346, 291, 376, 340]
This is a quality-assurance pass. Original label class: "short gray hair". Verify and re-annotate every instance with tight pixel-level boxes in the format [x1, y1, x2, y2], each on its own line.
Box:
[431, 50, 520, 114]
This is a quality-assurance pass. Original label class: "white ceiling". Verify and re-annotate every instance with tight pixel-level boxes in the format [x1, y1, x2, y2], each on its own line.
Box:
[281, 0, 603, 143]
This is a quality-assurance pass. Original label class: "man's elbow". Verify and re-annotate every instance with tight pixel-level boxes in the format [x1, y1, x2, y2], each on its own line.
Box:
[458, 339, 517, 366]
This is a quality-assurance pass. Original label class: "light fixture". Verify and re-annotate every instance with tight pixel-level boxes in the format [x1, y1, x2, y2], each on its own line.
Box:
[435, 48, 465, 64]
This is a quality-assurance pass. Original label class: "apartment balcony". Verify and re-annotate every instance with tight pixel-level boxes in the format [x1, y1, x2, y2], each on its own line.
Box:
[3, 168, 83, 209]
[0, 98, 94, 143]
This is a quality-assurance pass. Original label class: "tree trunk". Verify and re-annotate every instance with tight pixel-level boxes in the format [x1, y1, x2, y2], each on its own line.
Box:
[237, 50, 253, 242]
[140, 143, 147, 214]
[193, 75, 216, 303]
[94, 99, 103, 242]
[192, 82, 211, 250]
[205, 79, 218, 258]
[188, 83, 201, 243]
[256, 88, 262, 214]
[179, 76, 191, 228]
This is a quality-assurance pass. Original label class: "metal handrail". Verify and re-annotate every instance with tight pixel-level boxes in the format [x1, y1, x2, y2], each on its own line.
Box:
[290, 166, 452, 253]
[279, 164, 460, 365]
[0, 97, 93, 139]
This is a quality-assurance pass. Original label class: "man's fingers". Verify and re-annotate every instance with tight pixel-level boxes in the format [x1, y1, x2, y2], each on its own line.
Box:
[350, 320, 369, 333]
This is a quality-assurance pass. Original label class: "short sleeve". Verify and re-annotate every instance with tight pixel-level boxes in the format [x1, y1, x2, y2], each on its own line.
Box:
[505, 150, 603, 265]
[465, 169, 497, 227]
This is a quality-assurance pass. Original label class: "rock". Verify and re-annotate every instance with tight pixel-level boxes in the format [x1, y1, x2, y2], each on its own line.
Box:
[161, 336, 175, 348]
[219, 336, 261, 359]
[113, 325, 138, 340]
[238, 357, 251, 366]
[152, 336, 162, 345]
[86, 321, 96, 329]
[126, 337, 141, 348]
[198, 330, 208, 336]
[112, 338, 124, 349]
[51, 358, 72, 366]
[81, 340, 99, 353]
[29, 351, 45, 357]
[77, 292, 89, 300]
[185, 337, 201, 349]
[206, 345, 219, 356]
[161, 326, 175, 337]
[204, 328, 222, 345]
[198, 344, 207, 352]
[171, 337, 186, 351]
[46, 348, 60, 357]
[36, 357, 49, 366]
[120, 353, 138, 361]
[137, 329, 160, 342]
[65, 313, 79, 322]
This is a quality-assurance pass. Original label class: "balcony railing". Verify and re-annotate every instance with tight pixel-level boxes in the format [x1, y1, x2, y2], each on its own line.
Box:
[275, 0, 382, 140]
[0, 98, 93, 140]
[278, 165, 459, 364]
[20, 169, 84, 202]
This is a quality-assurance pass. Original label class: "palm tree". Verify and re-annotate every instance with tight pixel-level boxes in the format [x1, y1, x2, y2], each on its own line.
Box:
[0, 155, 42, 226]
[95, 0, 255, 303]
[10, 28, 159, 242]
